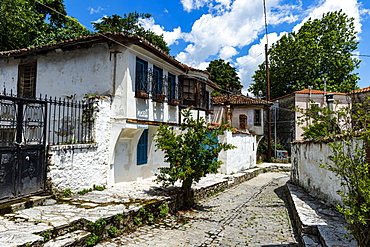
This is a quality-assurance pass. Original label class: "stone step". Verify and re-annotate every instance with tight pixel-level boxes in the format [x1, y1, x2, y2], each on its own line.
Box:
[42, 230, 91, 247]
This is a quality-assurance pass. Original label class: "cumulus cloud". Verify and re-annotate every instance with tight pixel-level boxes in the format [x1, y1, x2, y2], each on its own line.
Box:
[140, 18, 184, 46]
[88, 6, 105, 15]
[236, 32, 287, 93]
[293, 0, 364, 35]
[175, 0, 300, 68]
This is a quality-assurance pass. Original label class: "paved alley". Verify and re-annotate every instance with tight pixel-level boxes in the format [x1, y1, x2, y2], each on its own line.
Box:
[97, 172, 298, 247]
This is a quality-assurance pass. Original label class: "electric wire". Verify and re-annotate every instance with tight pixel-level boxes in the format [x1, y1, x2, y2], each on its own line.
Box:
[33, 0, 255, 97]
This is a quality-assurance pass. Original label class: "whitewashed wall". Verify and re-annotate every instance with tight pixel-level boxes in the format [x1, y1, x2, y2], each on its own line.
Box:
[218, 131, 257, 174]
[291, 138, 363, 206]
[47, 98, 112, 192]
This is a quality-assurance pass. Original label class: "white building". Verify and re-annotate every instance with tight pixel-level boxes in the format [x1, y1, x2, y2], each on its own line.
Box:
[0, 33, 218, 190]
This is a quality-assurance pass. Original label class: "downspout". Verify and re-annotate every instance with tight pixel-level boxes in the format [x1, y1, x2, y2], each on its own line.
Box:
[112, 52, 117, 96]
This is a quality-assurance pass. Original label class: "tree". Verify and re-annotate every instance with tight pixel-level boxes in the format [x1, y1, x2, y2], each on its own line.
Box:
[154, 110, 235, 207]
[92, 12, 170, 54]
[250, 10, 360, 100]
[298, 99, 370, 245]
[295, 100, 351, 140]
[0, 0, 91, 51]
[206, 59, 242, 95]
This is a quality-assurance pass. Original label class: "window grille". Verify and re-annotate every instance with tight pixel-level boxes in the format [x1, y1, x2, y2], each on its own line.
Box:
[254, 109, 261, 126]
[135, 58, 149, 98]
[18, 62, 37, 99]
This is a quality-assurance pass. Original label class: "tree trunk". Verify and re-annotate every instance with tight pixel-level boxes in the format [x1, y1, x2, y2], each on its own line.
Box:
[181, 178, 194, 208]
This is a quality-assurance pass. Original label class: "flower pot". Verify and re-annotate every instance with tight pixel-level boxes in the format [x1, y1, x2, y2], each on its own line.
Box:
[155, 94, 166, 102]
[135, 90, 149, 99]
[169, 99, 180, 106]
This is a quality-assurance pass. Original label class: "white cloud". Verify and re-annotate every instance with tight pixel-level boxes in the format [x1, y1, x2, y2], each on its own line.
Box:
[175, 0, 300, 68]
[236, 32, 287, 91]
[293, 0, 364, 35]
[88, 6, 105, 15]
[140, 18, 184, 46]
[219, 46, 238, 60]
[181, 0, 210, 12]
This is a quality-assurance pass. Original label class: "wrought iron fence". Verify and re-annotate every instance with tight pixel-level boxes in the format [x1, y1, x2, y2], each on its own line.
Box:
[1, 88, 94, 145]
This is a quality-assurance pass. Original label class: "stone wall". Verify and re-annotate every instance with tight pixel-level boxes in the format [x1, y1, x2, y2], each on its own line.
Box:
[291, 137, 363, 207]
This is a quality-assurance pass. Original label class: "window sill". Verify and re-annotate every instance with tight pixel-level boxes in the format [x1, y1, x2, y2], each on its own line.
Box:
[135, 90, 149, 99]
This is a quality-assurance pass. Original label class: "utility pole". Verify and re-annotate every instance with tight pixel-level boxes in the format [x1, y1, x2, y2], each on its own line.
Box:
[265, 44, 272, 161]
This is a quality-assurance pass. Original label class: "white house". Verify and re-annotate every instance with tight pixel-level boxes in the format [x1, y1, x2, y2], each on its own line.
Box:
[0, 33, 217, 191]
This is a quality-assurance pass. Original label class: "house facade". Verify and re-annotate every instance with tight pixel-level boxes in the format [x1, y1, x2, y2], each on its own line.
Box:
[272, 89, 350, 151]
[212, 94, 273, 135]
[0, 33, 217, 191]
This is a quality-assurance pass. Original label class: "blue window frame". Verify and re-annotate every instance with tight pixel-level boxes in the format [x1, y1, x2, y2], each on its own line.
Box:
[135, 58, 148, 92]
[168, 73, 176, 100]
[137, 129, 148, 165]
[153, 65, 163, 95]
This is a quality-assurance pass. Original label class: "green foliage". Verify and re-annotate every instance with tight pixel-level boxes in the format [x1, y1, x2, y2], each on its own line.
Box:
[41, 231, 51, 242]
[295, 100, 351, 140]
[133, 216, 143, 226]
[87, 218, 107, 231]
[92, 12, 170, 54]
[108, 226, 121, 238]
[158, 203, 169, 218]
[78, 184, 106, 195]
[63, 188, 72, 197]
[0, 0, 91, 51]
[250, 10, 360, 99]
[85, 233, 100, 246]
[154, 110, 236, 207]
[206, 59, 242, 95]
[314, 98, 370, 246]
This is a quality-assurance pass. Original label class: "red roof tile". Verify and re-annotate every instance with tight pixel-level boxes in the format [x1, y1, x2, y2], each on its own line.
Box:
[348, 86, 370, 94]
[212, 94, 272, 105]
[272, 89, 346, 101]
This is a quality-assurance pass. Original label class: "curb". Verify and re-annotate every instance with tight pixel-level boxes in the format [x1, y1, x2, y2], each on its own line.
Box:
[285, 182, 357, 247]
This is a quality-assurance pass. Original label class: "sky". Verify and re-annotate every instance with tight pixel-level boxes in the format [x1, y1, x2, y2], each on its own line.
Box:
[63, 0, 370, 94]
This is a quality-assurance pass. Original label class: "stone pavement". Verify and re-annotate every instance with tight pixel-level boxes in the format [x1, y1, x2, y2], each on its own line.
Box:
[0, 163, 357, 246]
[96, 172, 298, 247]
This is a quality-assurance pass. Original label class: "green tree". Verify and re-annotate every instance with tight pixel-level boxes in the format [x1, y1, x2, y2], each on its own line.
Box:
[295, 100, 351, 140]
[250, 10, 360, 100]
[154, 110, 235, 207]
[206, 59, 242, 95]
[92, 12, 170, 54]
[0, 0, 91, 51]
[320, 100, 370, 246]
[298, 98, 370, 245]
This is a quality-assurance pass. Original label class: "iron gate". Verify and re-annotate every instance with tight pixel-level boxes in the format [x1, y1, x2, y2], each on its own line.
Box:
[0, 95, 47, 203]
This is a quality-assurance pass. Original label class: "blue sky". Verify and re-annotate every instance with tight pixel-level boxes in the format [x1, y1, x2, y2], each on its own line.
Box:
[64, 0, 370, 93]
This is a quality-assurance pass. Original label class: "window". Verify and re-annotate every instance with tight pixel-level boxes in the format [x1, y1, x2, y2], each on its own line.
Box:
[135, 58, 148, 94]
[182, 79, 196, 106]
[254, 109, 261, 126]
[239, 114, 247, 129]
[18, 62, 37, 98]
[168, 73, 176, 100]
[152, 66, 164, 102]
[137, 129, 148, 165]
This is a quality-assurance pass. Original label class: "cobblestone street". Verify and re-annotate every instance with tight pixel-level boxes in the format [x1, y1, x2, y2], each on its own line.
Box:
[97, 172, 298, 247]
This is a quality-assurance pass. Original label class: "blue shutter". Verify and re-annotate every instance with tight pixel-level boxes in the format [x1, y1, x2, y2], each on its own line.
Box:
[137, 129, 148, 165]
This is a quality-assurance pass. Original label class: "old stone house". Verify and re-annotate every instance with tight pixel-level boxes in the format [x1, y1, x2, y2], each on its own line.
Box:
[0, 33, 257, 196]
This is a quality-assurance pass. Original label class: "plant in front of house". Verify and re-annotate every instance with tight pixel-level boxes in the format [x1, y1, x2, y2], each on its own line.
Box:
[154, 109, 236, 208]
[302, 99, 370, 246]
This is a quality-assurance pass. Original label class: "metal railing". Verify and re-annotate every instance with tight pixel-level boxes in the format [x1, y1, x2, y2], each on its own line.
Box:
[1, 88, 94, 145]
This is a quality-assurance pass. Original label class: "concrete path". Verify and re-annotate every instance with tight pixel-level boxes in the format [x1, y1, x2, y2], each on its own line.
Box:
[96, 172, 298, 246]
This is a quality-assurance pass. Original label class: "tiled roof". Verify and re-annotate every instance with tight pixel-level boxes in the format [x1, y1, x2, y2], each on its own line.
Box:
[0, 32, 185, 71]
[212, 94, 273, 105]
[348, 86, 370, 94]
[272, 89, 346, 101]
